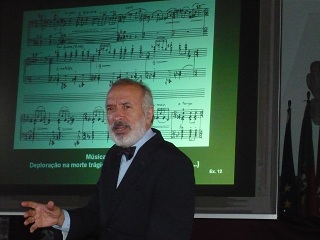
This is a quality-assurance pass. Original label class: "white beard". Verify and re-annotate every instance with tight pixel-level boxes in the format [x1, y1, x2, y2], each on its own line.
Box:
[108, 115, 147, 148]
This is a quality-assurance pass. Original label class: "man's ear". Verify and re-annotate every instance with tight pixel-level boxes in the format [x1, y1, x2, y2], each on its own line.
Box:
[146, 107, 154, 124]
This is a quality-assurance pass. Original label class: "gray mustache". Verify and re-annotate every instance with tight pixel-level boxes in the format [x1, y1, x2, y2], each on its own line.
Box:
[112, 121, 130, 129]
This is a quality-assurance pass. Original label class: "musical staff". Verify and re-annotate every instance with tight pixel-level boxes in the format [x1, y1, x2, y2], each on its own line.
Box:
[22, 89, 205, 103]
[23, 67, 206, 88]
[27, 27, 208, 46]
[19, 106, 204, 146]
[24, 46, 206, 66]
[27, 6, 208, 30]
[14, 0, 215, 149]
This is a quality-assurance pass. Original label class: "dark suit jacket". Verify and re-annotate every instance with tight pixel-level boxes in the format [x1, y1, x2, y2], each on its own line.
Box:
[66, 128, 195, 240]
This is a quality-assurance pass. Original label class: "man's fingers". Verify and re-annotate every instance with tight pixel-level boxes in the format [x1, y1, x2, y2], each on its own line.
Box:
[29, 224, 38, 233]
[23, 209, 34, 218]
[23, 218, 31, 226]
[21, 201, 38, 209]
[47, 201, 55, 211]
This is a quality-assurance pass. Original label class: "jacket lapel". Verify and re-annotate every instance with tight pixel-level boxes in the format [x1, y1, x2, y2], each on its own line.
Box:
[106, 129, 163, 218]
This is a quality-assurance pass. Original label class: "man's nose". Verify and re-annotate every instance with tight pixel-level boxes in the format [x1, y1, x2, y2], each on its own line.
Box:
[113, 109, 124, 120]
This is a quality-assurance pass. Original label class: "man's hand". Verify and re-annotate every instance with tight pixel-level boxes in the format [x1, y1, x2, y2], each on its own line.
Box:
[21, 201, 65, 233]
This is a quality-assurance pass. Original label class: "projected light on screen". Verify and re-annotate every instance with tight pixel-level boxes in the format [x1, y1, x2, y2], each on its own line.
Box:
[12, 0, 238, 186]
[15, 0, 214, 149]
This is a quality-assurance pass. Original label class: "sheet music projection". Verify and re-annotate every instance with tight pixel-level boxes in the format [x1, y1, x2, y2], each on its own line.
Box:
[14, 0, 215, 149]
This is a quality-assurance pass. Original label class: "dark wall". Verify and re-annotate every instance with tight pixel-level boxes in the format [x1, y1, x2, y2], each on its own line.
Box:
[2, 216, 320, 240]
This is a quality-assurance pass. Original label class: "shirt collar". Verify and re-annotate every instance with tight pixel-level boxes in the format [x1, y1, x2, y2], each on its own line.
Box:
[132, 128, 155, 153]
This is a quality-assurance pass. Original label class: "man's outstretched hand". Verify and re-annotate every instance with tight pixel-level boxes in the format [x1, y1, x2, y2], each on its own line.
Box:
[21, 201, 65, 233]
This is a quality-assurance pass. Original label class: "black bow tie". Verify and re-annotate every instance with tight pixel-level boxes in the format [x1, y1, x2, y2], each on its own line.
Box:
[116, 146, 136, 161]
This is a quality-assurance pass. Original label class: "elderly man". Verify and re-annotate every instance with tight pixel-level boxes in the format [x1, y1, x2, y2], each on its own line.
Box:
[21, 78, 195, 240]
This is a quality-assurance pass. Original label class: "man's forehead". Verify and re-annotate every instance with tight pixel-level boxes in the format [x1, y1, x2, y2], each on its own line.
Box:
[106, 98, 131, 105]
[106, 93, 140, 105]
[107, 85, 142, 100]
[106, 94, 128, 103]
